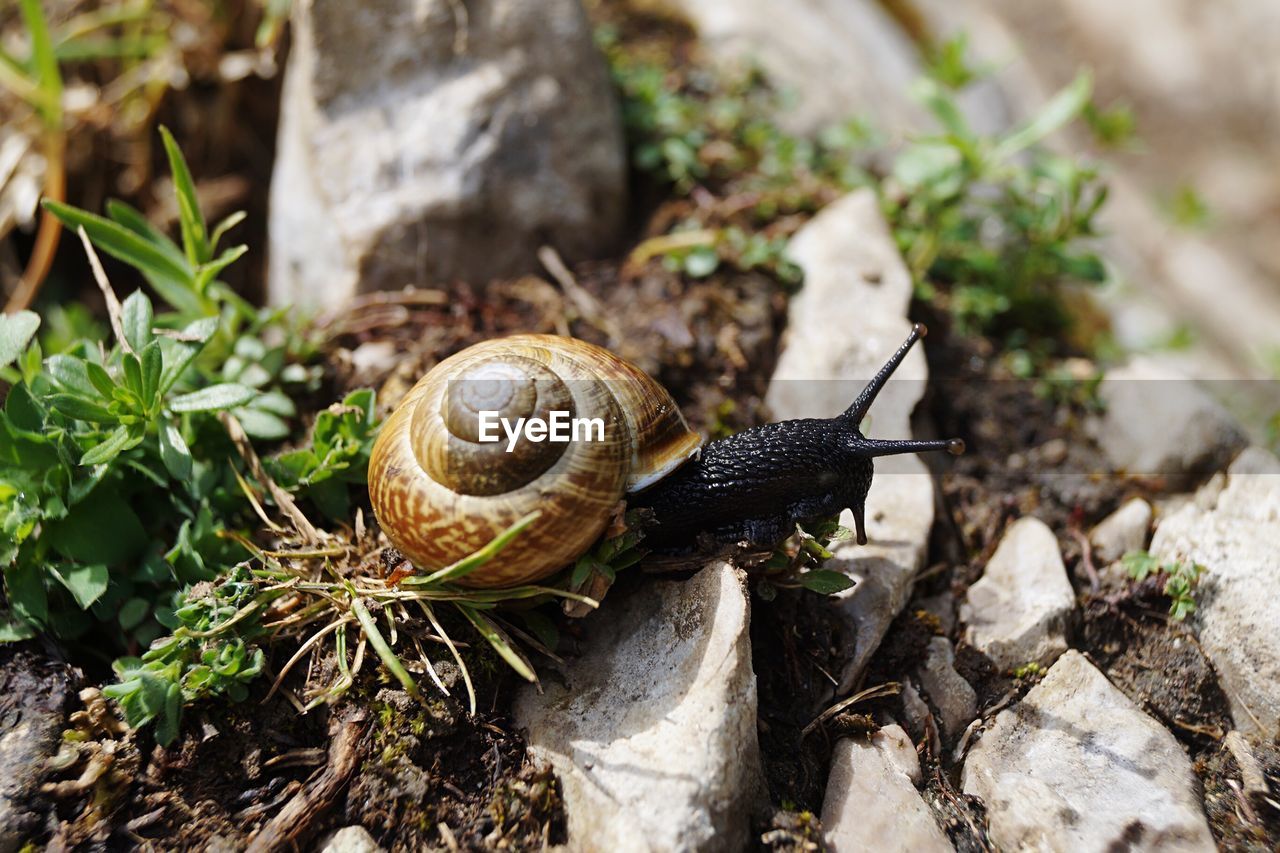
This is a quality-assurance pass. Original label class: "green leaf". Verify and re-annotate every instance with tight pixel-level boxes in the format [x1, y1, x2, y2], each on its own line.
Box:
[457, 604, 537, 683]
[140, 341, 162, 405]
[42, 200, 195, 301]
[5, 560, 48, 625]
[0, 311, 40, 369]
[209, 210, 246, 252]
[1121, 550, 1160, 582]
[49, 393, 115, 423]
[232, 407, 289, 440]
[80, 424, 138, 466]
[48, 487, 147, 565]
[159, 126, 210, 265]
[194, 245, 248, 292]
[121, 289, 155, 351]
[251, 389, 297, 418]
[683, 246, 720, 278]
[84, 360, 116, 398]
[121, 354, 144, 399]
[49, 563, 109, 609]
[798, 569, 856, 595]
[169, 383, 256, 413]
[158, 422, 193, 481]
[892, 141, 963, 193]
[119, 597, 150, 631]
[105, 199, 187, 268]
[912, 77, 971, 139]
[350, 598, 420, 698]
[0, 610, 37, 642]
[994, 71, 1092, 161]
[157, 317, 218, 393]
[46, 354, 100, 397]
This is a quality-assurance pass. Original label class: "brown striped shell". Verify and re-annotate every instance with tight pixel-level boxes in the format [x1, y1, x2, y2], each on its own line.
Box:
[367, 335, 702, 588]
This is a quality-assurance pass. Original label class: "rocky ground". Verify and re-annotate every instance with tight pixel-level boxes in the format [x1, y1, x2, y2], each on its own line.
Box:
[2, 0, 1279, 851]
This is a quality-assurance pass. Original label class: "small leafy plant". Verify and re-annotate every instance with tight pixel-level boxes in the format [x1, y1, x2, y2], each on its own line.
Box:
[1122, 550, 1206, 621]
[884, 62, 1110, 356]
[754, 516, 857, 601]
[0, 128, 326, 651]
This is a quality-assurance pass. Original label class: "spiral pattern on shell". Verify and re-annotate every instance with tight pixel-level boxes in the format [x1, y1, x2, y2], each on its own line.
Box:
[367, 335, 702, 588]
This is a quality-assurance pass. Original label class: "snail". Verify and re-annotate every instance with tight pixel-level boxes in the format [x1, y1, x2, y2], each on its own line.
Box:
[368, 324, 962, 588]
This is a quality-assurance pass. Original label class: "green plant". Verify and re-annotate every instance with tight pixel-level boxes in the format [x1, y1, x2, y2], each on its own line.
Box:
[1122, 550, 1206, 621]
[754, 516, 857, 601]
[104, 565, 267, 746]
[599, 23, 864, 286]
[0, 128, 323, 650]
[1013, 661, 1045, 679]
[267, 389, 380, 521]
[885, 54, 1110, 355]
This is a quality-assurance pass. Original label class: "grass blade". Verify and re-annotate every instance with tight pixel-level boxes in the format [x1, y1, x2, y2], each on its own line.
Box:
[456, 603, 537, 684]
[351, 597, 420, 698]
[402, 511, 541, 587]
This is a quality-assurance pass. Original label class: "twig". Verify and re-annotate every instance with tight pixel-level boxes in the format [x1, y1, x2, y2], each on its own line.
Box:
[802, 681, 901, 736]
[245, 712, 367, 853]
[220, 411, 321, 543]
[1069, 528, 1100, 595]
[75, 226, 134, 355]
[1225, 730, 1270, 798]
[537, 245, 621, 343]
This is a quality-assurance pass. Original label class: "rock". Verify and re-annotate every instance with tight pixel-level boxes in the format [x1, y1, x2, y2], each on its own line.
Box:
[960, 517, 1075, 672]
[1087, 357, 1247, 484]
[962, 650, 1215, 852]
[899, 679, 933, 742]
[822, 725, 952, 853]
[319, 826, 385, 853]
[0, 646, 80, 853]
[641, 0, 925, 137]
[1089, 497, 1153, 565]
[916, 592, 957, 636]
[764, 190, 936, 692]
[269, 0, 626, 310]
[915, 638, 977, 743]
[1149, 447, 1280, 738]
[514, 562, 764, 852]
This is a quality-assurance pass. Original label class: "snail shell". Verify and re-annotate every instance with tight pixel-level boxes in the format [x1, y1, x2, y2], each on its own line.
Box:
[368, 334, 702, 588]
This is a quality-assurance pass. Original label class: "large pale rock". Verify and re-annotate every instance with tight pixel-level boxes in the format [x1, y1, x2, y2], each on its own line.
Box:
[1087, 357, 1247, 483]
[1089, 497, 1153, 565]
[960, 517, 1075, 671]
[963, 651, 1215, 852]
[269, 0, 626, 310]
[915, 637, 977, 742]
[514, 562, 764, 852]
[822, 725, 953, 853]
[1149, 447, 1280, 738]
[765, 190, 936, 692]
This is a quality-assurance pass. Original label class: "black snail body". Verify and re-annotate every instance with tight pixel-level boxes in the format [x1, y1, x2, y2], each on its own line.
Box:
[633, 322, 963, 549]
[367, 323, 962, 587]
